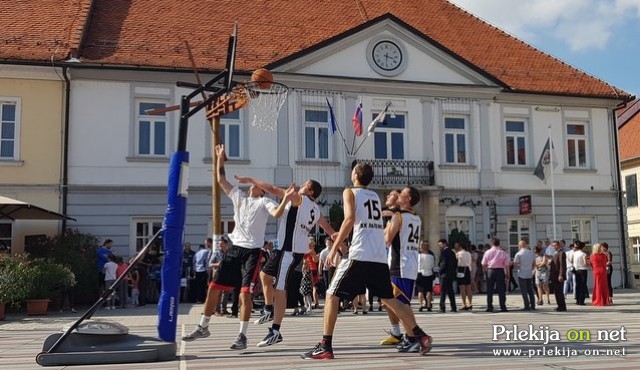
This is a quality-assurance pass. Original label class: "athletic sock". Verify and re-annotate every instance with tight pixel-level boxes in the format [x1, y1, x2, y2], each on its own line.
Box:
[322, 335, 333, 347]
[412, 325, 426, 337]
[199, 315, 211, 328]
[390, 324, 401, 337]
[239, 321, 249, 335]
[272, 323, 281, 332]
[265, 304, 273, 313]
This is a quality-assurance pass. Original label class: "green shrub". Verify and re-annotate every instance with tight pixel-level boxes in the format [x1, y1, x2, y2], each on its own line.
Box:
[26, 259, 70, 300]
[0, 254, 32, 308]
[26, 229, 99, 303]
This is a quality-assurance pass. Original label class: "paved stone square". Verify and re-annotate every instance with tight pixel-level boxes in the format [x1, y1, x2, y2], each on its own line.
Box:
[1, 290, 639, 369]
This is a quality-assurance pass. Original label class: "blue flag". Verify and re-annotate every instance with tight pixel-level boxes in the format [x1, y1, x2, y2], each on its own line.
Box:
[326, 98, 337, 136]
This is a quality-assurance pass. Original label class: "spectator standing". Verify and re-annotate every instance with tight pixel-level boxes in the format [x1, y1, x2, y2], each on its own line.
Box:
[573, 242, 589, 306]
[438, 239, 457, 313]
[416, 241, 435, 312]
[513, 240, 536, 310]
[602, 242, 613, 304]
[130, 263, 140, 306]
[534, 246, 551, 306]
[97, 239, 113, 291]
[193, 244, 212, 303]
[481, 238, 510, 312]
[59, 267, 77, 313]
[564, 242, 575, 298]
[103, 254, 118, 310]
[456, 244, 473, 310]
[590, 243, 610, 307]
[115, 256, 130, 308]
[549, 241, 567, 311]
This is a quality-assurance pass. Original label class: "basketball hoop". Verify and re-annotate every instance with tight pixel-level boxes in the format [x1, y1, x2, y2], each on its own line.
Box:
[244, 81, 289, 131]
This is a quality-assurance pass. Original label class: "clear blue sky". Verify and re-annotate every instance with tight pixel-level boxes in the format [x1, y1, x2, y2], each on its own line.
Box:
[449, 0, 640, 98]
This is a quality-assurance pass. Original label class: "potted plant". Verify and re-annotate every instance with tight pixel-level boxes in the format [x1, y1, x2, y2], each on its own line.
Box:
[0, 254, 32, 319]
[25, 259, 70, 315]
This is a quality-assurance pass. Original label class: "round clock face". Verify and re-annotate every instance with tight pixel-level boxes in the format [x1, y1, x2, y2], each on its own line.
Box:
[372, 41, 403, 71]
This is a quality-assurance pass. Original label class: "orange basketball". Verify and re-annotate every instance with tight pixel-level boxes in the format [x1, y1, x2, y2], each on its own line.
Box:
[251, 68, 273, 89]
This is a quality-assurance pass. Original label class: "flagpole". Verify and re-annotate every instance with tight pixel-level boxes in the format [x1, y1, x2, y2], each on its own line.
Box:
[549, 124, 557, 240]
[325, 98, 350, 156]
[352, 102, 390, 156]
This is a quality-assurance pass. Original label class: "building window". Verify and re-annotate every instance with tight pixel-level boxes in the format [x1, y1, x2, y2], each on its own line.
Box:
[566, 122, 588, 168]
[304, 108, 330, 160]
[571, 217, 595, 252]
[444, 115, 468, 164]
[508, 218, 531, 258]
[631, 237, 640, 264]
[136, 100, 168, 156]
[219, 110, 242, 159]
[505, 119, 528, 166]
[133, 219, 163, 256]
[207, 218, 236, 238]
[446, 217, 472, 244]
[0, 222, 11, 252]
[626, 174, 638, 208]
[0, 100, 19, 160]
[374, 113, 405, 160]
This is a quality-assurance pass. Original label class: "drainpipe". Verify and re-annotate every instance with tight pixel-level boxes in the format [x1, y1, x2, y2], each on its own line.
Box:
[61, 66, 71, 234]
[612, 108, 629, 288]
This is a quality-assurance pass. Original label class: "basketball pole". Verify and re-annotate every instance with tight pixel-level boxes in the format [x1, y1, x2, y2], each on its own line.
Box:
[211, 116, 221, 237]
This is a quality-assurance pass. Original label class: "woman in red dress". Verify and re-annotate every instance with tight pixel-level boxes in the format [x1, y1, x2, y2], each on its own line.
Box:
[589, 243, 610, 306]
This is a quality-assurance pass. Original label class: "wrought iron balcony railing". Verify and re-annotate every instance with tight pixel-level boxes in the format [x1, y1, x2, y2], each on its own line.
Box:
[354, 159, 435, 187]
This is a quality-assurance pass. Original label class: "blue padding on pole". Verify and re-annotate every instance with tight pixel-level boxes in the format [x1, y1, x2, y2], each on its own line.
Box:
[158, 151, 189, 342]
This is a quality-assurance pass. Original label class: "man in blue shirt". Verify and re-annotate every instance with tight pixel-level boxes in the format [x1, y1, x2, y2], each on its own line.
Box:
[96, 239, 113, 290]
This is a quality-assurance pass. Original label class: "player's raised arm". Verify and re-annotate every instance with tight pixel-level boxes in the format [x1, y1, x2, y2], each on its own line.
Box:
[317, 214, 337, 239]
[271, 183, 296, 218]
[234, 176, 285, 198]
[215, 144, 233, 196]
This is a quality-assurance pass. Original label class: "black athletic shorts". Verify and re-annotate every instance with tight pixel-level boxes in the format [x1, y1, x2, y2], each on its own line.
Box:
[262, 249, 304, 291]
[326, 259, 393, 301]
[211, 245, 263, 293]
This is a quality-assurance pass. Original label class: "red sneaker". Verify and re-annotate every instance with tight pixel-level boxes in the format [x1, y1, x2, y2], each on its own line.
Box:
[300, 340, 334, 360]
[419, 334, 433, 355]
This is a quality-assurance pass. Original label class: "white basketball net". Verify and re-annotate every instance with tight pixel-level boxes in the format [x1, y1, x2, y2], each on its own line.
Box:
[245, 82, 289, 131]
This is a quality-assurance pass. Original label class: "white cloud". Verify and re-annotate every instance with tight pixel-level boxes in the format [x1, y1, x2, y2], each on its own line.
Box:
[448, 0, 640, 52]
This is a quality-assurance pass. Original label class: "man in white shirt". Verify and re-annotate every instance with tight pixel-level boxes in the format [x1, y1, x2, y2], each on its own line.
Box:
[513, 239, 537, 310]
[564, 241, 575, 298]
[182, 144, 294, 350]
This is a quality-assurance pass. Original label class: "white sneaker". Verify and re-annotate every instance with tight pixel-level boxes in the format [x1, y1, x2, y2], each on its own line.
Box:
[182, 325, 211, 341]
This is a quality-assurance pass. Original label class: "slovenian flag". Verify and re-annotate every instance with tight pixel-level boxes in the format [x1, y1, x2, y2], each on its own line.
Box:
[326, 98, 337, 136]
[352, 100, 363, 136]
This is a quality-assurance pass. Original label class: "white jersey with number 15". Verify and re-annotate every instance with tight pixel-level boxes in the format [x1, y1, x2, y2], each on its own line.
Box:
[349, 187, 386, 264]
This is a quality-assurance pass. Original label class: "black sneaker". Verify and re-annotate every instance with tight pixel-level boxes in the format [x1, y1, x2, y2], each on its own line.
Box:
[254, 310, 273, 325]
[257, 328, 283, 347]
[397, 337, 420, 353]
[301, 340, 334, 360]
[230, 333, 247, 350]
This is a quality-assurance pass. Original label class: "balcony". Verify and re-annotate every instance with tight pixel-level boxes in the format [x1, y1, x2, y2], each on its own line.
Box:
[354, 159, 435, 187]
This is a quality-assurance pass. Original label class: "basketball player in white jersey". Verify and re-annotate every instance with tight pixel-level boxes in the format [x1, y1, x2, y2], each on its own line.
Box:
[233, 176, 336, 347]
[301, 163, 433, 360]
[182, 144, 295, 350]
[381, 186, 424, 352]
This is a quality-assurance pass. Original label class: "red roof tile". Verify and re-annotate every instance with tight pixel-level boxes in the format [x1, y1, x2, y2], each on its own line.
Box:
[0, 0, 93, 62]
[618, 99, 640, 161]
[2, 0, 631, 100]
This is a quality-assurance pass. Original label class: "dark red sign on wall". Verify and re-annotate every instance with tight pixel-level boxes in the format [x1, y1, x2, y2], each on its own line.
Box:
[519, 195, 531, 215]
